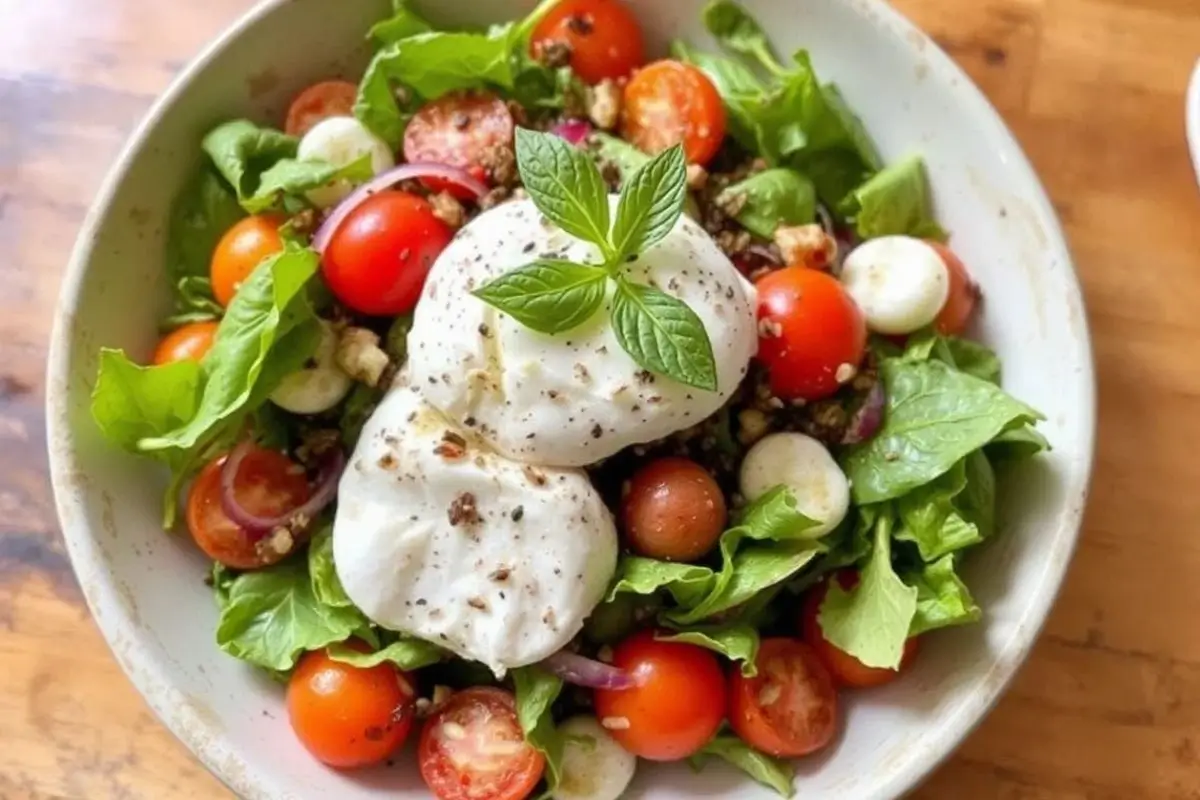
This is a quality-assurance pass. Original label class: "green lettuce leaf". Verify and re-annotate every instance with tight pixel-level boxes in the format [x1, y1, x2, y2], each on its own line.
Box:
[987, 424, 1052, 461]
[840, 155, 946, 240]
[201, 120, 298, 202]
[702, 0, 785, 76]
[606, 557, 716, 608]
[512, 666, 564, 793]
[670, 40, 766, 152]
[841, 358, 1044, 504]
[92, 351, 202, 451]
[718, 168, 816, 238]
[166, 167, 245, 283]
[308, 526, 353, 608]
[904, 554, 982, 636]
[367, 0, 433, 46]
[658, 624, 760, 675]
[589, 131, 650, 183]
[895, 460, 984, 561]
[327, 638, 444, 671]
[162, 276, 224, 330]
[242, 153, 374, 214]
[690, 735, 796, 798]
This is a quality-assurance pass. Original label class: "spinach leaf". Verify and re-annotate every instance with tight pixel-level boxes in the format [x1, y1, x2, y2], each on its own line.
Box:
[327, 638, 444, 671]
[718, 168, 816, 238]
[841, 358, 1044, 504]
[903, 554, 982, 636]
[512, 666, 564, 792]
[201, 120, 298, 203]
[166, 166, 245, 283]
[840, 155, 946, 240]
[691, 735, 796, 798]
[658, 624, 760, 675]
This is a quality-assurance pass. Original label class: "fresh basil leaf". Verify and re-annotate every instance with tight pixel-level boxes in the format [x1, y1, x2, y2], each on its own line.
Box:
[895, 461, 982, 561]
[840, 155, 947, 240]
[690, 735, 796, 798]
[718, 168, 816, 238]
[201, 120, 298, 204]
[473, 260, 608, 335]
[610, 144, 687, 261]
[658, 624, 760, 676]
[610, 277, 718, 391]
[308, 526, 353, 609]
[92, 350, 202, 451]
[903, 554, 982, 636]
[512, 666, 564, 792]
[841, 358, 1044, 504]
[516, 128, 612, 252]
[606, 557, 716, 608]
[367, 0, 433, 46]
[215, 560, 366, 672]
[242, 154, 374, 214]
[702, 0, 785, 75]
[818, 512, 918, 670]
[166, 166, 245, 283]
[327, 638, 445, 671]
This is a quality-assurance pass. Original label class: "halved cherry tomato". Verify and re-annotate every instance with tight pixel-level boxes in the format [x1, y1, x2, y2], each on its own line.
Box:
[211, 215, 285, 307]
[287, 642, 416, 768]
[403, 91, 515, 197]
[621, 60, 726, 166]
[285, 80, 359, 137]
[729, 638, 838, 758]
[152, 321, 219, 365]
[755, 266, 868, 402]
[928, 242, 979, 336]
[418, 687, 545, 800]
[801, 571, 919, 689]
[322, 190, 453, 316]
[621, 457, 726, 562]
[593, 630, 726, 761]
[185, 447, 309, 569]
[530, 0, 646, 84]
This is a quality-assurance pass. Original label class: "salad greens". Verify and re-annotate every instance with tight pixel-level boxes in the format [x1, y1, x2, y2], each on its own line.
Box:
[691, 735, 796, 798]
[513, 666, 566, 793]
[718, 167, 817, 238]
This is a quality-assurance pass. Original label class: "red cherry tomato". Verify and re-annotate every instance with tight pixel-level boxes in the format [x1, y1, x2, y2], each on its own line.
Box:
[322, 190, 453, 316]
[621, 457, 726, 561]
[153, 321, 219, 365]
[530, 0, 646, 84]
[403, 91, 515, 197]
[418, 687, 545, 800]
[285, 80, 359, 137]
[593, 630, 726, 761]
[287, 643, 416, 768]
[621, 60, 727, 166]
[184, 447, 309, 569]
[211, 215, 286, 307]
[755, 266, 867, 402]
[800, 571, 919, 689]
[928, 242, 979, 336]
[729, 638, 839, 758]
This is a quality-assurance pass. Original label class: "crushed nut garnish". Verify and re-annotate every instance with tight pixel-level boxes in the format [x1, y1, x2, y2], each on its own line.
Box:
[467, 596, 489, 611]
[434, 430, 468, 460]
[586, 78, 622, 130]
[448, 492, 480, 526]
[774, 223, 838, 271]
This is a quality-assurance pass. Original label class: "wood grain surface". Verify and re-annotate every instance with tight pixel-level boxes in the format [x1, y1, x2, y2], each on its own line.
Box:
[1, 0, 1198, 797]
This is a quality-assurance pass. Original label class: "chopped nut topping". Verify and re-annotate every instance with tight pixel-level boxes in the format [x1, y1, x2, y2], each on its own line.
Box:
[774, 223, 838, 270]
[686, 163, 709, 191]
[336, 327, 390, 387]
[586, 78, 622, 130]
[434, 430, 468, 460]
[429, 191, 466, 229]
[738, 408, 771, 445]
[448, 492, 480, 526]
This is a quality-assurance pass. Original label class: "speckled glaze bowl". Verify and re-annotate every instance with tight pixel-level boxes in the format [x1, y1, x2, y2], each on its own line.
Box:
[46, 0, 1095, 797]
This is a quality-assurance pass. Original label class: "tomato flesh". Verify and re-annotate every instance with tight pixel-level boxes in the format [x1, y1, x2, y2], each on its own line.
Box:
[404, 91, 514, 197]
[322, 190, 453, 316]
[755, 266, 867, 402]
[530, 0, 646, 84]
[593, 630, 726, 761]
[285, 80, 359, 137]
[621, 457, 726, 562]
[621, 60, 727, 166]
[153, 321, 219, 365]
[418, 687, 545, 800]
[211, 215, 285, 307]
[729, 638, 839, 758]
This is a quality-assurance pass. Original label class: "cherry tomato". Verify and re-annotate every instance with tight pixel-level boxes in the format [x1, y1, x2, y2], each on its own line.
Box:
[152, 321, 219, 365]
[185, 447, 309, 570]
[285, 80, 359, 137]
[621, 457, 726, 561]
[418, 687, 545, 800]
[211, 215, 285, 307]
[287, 643, 416, 768]
[621, 60, 726, 166]
[322, 190, 453, 316]
[755, 266, 867, 402]
[928, 242, 979, 336]
[729, 638, 838, 758]
[593, 630, 726, 761]
[800, 572, 919, 689]
[530, 0, 646, 84]
[403, 91, 515, 197]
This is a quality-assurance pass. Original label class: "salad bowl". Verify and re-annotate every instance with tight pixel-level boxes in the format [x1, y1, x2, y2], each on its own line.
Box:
[46, 0, 1095, 798]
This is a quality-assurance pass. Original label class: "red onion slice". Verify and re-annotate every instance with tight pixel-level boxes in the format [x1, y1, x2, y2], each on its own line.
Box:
[220, 440, 346, 537]
[842, 379, 886, 445]
[542, 650, 638, 691]
[745, 243, 783, 265]
[312, 163, 488, 253]
[551, 119, 593, 146]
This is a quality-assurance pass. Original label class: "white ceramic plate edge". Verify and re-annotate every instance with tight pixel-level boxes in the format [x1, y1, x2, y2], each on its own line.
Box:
[1187, 59, 1200, 185]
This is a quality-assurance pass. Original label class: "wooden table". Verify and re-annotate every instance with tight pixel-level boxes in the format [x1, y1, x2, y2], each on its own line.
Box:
[2, 0, 1198, 797]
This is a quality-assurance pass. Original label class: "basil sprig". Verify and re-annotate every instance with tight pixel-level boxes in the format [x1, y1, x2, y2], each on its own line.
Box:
[472, 128, 719, 392]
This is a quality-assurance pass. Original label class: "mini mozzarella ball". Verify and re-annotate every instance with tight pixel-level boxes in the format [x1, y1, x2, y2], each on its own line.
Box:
[270, 322, 353, 414]
[740, 432, 850, 538]
[552, 716, 637, 800]
[840, 236, 950, 335]
[297, 116, 395, 208]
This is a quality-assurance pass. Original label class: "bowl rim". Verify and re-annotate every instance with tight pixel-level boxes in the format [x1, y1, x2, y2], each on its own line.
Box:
[46, 0, 1097, 797]
[1187, 59, 1200, 185]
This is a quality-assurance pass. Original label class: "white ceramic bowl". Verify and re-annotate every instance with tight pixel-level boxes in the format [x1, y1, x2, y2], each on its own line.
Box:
[46, 0, 1095, 797]
[1188, 59, 1200, 184]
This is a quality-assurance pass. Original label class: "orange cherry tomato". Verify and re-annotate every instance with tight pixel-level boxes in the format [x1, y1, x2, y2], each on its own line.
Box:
[755, 266, 868, 402]
[621, 60, 726, 166]
[928, 242, 979, 336]
[185, 447, 309, 570]
[728, 638, 839, 758]
[285, 80, 359, 137]
[530, 0, 646, 84]
[593, 630, 726, 761]
[152, 321, 219, 365]
[287, 643, 416, 768]
[800, 571, 919, 689]
[621, 457, 726, 561]
[210, 215, 285, 307]
[418, 687, 545, 800]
